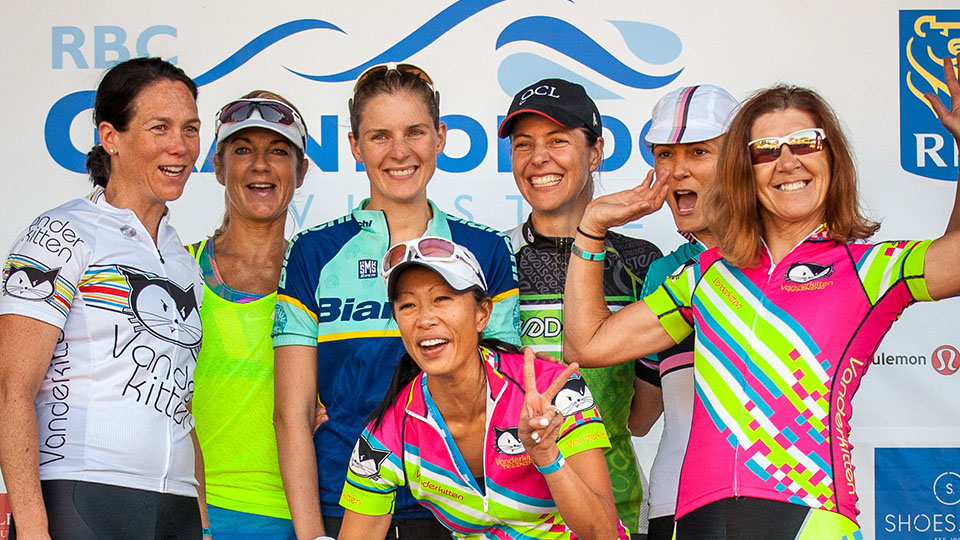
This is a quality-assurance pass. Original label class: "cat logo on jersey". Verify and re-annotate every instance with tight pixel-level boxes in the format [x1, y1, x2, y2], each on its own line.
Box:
[552, 375, 595, 416]
[3, 262, 61, 301]
[492, 426, 525, 455]
[785, 263, 833, 284]
[349, 436, 391, 480]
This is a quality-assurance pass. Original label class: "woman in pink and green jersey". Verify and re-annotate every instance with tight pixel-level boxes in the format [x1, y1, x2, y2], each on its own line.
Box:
[563, 54, 960, 539]
[337, 237, 626, 540]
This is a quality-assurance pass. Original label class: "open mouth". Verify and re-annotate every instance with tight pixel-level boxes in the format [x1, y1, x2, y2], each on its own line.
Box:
[246, 182, 277, 192]
[418, 337, 449, 354]
[158, 165, 187, 177]
[775, 179, 810, 192]
[674, 190, 698, 215]
[386, 166, 418, 179]
[530, 174, 562, 188]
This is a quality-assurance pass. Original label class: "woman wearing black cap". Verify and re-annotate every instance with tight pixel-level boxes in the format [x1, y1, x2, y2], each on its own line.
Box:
[499, 78, 662, 538]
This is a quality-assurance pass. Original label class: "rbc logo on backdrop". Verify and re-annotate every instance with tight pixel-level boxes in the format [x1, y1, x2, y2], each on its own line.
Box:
[899, 11, 960, 181]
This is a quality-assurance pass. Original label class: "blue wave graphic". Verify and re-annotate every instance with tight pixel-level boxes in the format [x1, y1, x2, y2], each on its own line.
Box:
[193, 19, 345, 87]
[608, 20, 681, 65]
[495, 16, 682, 90]
[286, 0, 507, 82]
[498, 53, 622, 99]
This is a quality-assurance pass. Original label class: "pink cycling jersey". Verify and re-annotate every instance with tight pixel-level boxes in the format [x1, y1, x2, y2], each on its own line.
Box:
[340, 347, 628, 539]
[643, 225, 933, 525]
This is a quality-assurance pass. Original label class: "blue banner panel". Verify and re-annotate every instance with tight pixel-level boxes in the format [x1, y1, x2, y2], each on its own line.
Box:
[899, 11, 960, 181]
[876, 448, 960, 538]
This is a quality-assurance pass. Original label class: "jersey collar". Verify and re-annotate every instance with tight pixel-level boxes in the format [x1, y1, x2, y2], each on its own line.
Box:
[351, 198, 450, 239]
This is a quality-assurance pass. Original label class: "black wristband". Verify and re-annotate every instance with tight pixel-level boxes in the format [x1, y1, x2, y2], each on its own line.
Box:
[576, 226, 605, 241]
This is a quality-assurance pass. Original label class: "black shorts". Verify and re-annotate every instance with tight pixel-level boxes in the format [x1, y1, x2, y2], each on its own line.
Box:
[10, 479, 200, 540]
[676, 497, 861, 540]
[323, 514, 450, 540]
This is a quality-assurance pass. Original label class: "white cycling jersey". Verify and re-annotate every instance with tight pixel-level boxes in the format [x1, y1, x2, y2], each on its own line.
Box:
[0, 187, 202, 496]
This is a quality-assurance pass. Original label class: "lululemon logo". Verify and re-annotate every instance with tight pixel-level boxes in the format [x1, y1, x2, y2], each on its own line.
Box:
[931, 345, 959, 376]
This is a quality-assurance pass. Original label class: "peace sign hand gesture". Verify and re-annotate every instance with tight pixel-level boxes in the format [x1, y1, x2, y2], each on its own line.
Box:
[517, 348, 579, 466]
[925, 52, 960, 142]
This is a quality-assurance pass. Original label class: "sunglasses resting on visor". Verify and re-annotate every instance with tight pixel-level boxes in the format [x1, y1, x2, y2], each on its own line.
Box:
[748, 128, 826, 164]
[381, 236, 486, 289]
[216, 98, 307, 147]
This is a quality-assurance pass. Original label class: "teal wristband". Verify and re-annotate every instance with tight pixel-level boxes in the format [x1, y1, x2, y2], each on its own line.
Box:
[202, 527, 213, 538]
[535, 452, 566, 474]
[571, 243, 605, 261]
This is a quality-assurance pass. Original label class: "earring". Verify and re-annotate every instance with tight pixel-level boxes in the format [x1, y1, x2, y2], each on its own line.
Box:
[109, 149, 115, 154]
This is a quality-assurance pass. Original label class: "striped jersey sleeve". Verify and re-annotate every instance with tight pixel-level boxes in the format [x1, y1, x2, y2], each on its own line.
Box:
[855, 239, 933, 304]
[272, 232, 321, 347]
[551, 372, 611, 458]
[642, 262, 698, 345]
[340, 421, 406, 516]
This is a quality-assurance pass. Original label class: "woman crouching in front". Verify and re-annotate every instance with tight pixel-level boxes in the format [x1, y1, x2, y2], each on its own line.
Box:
[335, 237, 626, 539]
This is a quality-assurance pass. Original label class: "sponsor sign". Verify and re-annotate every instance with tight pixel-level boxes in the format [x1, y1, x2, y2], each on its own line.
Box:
[876, 447, 960, 539]
[899, 10, 960, 181]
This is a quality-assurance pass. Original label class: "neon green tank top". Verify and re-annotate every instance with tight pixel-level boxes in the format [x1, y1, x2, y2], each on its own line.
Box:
[189, 240, 291, 519]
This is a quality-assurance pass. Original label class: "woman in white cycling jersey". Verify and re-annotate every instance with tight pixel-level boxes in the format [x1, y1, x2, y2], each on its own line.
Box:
[0, 57, 206, 539]
[272, 63, 521, 540]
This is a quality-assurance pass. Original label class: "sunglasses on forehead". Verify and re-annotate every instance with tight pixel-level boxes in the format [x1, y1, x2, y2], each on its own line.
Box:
[350, 63, 440, 110]
[748, 128, 826, 164]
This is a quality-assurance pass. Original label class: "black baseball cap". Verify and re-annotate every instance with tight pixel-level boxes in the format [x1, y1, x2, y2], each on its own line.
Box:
[498, 78, 602, 139]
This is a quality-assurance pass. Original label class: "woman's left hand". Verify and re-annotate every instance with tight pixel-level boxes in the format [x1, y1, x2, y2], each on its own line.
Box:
[517, 348, 579, 464]
[925, 52, 960, 140]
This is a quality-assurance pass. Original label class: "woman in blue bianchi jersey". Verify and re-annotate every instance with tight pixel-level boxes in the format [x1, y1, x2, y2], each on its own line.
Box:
[0, 57, 207, 539]
[272, 63, 521, 540]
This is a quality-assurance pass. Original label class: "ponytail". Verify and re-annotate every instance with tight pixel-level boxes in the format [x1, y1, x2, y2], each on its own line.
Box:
[86, 145, 112, 187]
[366, 353, 422, 432]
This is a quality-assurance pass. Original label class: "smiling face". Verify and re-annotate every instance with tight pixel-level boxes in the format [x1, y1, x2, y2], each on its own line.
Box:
[392, 266, 491, 379]
[348, 90, 446, 210]
[509, 114, 602, 218]
[750, 108, 830, 234]
[215, 127, 306, 227]
[101, 79, 201, 207]
[653, 136, 722, 237]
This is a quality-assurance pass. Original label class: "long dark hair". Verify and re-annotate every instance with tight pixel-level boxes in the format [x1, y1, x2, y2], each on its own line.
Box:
[86, 57, 197, 187]
[366, 338, 521, 432]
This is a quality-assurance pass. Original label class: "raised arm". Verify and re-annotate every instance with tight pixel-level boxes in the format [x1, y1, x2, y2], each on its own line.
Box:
[923, 53, 960, 300]
[0, 314, 62, 540]
[563, 170, 676, 367]
[274, 344, 325, 539]
[517, 351, 620, 539]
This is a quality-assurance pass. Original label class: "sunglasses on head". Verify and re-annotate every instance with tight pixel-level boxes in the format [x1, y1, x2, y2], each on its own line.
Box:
[350, 63, 440, 111]
[748, 128, 826, 164]
[381, 236, 486, 288]
[216, 99, 307, 146]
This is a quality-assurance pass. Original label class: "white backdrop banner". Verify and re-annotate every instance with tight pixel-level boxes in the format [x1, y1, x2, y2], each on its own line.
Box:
[1, 2, 959, 538]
